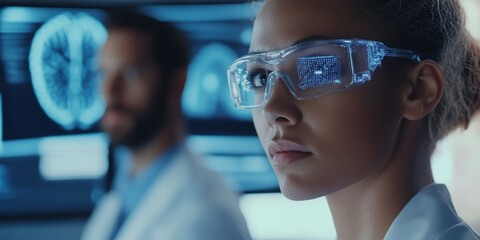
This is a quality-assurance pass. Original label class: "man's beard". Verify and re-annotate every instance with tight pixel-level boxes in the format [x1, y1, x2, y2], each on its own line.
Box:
[103, 95, 168, 149]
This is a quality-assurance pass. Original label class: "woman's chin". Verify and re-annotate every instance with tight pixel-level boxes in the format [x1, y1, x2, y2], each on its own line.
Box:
[279, 181, 328, 201]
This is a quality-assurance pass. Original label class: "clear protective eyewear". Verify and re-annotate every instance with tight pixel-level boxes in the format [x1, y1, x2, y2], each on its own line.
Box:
[227, 39, 422, 109]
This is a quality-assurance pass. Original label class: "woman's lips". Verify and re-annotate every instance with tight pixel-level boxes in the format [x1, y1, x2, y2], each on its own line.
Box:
[268, 140, 312, 167]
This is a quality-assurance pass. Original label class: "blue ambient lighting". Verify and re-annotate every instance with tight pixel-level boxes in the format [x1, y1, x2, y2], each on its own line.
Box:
[182, 43, 251, 120]
[29, 12, 107, 130]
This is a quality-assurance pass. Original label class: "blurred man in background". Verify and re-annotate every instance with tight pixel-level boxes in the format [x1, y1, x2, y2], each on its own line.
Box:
[81, 10, 251, 240]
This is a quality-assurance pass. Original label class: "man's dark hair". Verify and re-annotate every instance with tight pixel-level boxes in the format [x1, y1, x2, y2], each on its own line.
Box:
[104, 9, 190, 82]
[102, 10, 190, 149]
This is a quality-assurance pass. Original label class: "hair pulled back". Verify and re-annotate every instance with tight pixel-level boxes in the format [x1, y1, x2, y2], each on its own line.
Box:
[355, 0, 480, 148]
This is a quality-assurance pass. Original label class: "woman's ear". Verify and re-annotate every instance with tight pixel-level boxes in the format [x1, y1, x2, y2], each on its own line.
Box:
[402, 60, 443, 120]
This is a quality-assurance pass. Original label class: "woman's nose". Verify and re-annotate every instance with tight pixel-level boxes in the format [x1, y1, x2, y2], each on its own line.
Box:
[262, 75, 301, 127]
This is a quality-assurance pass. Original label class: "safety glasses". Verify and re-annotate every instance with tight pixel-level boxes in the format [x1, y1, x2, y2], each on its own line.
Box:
[227, 39, 422, 109]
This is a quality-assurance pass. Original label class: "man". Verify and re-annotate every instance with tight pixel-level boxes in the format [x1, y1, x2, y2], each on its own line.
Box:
[82, 10, 251, 240]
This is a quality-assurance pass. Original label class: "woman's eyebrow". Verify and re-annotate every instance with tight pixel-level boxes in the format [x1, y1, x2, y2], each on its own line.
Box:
[290, 35, 330, 46]
[248, 35, 330, 55]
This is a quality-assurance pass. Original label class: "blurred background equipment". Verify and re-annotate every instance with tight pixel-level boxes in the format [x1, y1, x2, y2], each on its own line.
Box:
[0, 2, 280, 239]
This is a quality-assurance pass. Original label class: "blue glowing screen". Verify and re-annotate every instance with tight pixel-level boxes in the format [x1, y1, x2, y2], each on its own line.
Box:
[183, 43, 251, 121]
[29, 13, 107, 130]
[1, 6, 255, 141]
[0, 6, 275, 219]
[1, 8, 108, 141]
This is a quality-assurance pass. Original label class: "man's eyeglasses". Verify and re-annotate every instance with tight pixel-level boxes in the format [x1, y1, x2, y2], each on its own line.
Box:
[227, 39, 422, 109]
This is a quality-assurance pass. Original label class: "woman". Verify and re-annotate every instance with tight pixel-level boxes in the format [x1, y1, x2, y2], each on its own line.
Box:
[227, 0, 480, 239]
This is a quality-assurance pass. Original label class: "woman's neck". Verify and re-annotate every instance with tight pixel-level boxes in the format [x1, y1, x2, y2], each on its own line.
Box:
[327, 173, 432, 240]
[327, 122, 435, 240]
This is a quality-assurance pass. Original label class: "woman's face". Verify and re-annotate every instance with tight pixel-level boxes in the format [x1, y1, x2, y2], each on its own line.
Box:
[251, 0, 407, 200]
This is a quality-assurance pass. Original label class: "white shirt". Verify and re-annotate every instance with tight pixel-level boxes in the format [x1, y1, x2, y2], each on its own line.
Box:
[385, 184, 480, 240]
[81, 145, 252, 240]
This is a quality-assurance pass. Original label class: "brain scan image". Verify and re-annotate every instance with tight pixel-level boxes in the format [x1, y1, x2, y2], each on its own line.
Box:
[182, 43, 251, 121]
[29, 13, 107, 130]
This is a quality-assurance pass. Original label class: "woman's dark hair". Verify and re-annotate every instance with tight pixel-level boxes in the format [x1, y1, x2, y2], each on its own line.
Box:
[355, 0, 480, 149]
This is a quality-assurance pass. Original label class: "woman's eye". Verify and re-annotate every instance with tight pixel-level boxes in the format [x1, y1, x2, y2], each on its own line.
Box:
[248, 71, 268, 88]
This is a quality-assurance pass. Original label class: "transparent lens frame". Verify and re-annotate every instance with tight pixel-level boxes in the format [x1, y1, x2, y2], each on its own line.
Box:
[227, 39, 422, 109]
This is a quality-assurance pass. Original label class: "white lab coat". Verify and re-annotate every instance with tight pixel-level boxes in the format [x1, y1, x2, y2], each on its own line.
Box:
[385, 184, 480, 240]
[81, 145, 252, 240]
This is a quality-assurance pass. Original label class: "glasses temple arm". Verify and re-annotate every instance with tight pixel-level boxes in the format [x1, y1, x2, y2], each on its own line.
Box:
[382, 48, 422, 62]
